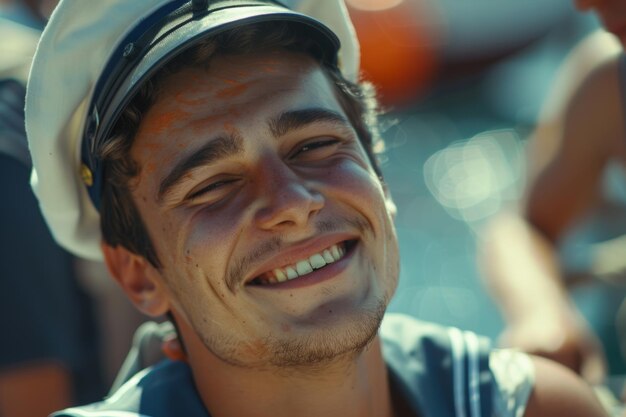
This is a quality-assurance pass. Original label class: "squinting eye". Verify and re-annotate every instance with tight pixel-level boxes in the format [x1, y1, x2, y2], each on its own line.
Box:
[187, 179, 237, 200]
[292, 139, 341, 158]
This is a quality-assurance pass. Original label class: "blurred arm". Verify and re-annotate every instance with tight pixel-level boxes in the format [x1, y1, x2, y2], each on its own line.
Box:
[524, 356, 608, 417]
[0, 363, 72, 417]
[480, 31, 624, 381]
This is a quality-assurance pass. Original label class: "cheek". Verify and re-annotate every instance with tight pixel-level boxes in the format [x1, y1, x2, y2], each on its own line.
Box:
[322, 159, 388, 209]
[326, 161, 400, 296]
[185, 201, 247, 252]
[163, 249, 234, 324]
[180, 203, 250, 286]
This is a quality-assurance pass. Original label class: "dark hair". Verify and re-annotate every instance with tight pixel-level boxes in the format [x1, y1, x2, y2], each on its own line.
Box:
[99, 21, 384, 268]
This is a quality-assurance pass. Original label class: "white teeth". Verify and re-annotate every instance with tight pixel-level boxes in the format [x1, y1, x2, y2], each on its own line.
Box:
[258, 242, 350, 285]
[309, 254, 326, 269]
[296, 260, 313, 275]
[285, 266, 298, 280]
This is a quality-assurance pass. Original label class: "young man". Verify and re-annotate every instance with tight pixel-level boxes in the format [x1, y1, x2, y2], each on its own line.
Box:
[481, 0, 626, 383]
[26, 0, 606, 416]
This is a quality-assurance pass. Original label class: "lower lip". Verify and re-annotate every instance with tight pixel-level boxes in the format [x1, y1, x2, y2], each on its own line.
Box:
[248, 242, 358, 290]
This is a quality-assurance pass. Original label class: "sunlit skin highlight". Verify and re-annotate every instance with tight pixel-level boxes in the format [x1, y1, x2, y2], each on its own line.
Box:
[216, 81, 256, 99]
[140, 108, 193, 137]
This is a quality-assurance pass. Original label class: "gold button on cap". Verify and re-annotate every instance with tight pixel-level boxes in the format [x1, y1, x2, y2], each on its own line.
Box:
[80, 163, 93, 186]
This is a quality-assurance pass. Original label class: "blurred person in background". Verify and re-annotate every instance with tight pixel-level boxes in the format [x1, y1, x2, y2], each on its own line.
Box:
[0, 2, 104, 416]
[480, 0, 626, 385]
[0, 1, 143, 415]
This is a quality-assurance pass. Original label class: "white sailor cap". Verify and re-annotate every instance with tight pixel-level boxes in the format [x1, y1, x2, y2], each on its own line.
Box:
[25, 0, 359, 260]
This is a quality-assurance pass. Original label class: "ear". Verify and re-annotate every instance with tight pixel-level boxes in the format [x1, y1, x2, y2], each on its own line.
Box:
[101, 242, 170, 317]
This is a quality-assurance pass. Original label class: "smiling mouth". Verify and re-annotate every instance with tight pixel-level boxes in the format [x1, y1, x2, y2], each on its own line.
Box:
[249, 240, 357, 286]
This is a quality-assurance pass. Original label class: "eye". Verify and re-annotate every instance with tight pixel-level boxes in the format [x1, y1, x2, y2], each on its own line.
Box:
[186, 178, 239, 201]
[290, 138, 342, 160]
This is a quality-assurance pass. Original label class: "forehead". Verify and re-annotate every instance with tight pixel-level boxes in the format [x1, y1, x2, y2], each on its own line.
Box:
[130, 50, 345, 177]
[143, 50, 339, 131]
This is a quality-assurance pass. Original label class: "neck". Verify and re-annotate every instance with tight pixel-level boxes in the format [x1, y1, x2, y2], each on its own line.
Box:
[177, 319, 394, 417]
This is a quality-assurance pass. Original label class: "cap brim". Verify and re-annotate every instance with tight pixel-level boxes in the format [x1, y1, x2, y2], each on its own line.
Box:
[84, 2, 340, 208]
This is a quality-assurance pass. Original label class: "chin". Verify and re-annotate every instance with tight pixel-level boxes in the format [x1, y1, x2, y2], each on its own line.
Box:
[266, 297, 387, 368]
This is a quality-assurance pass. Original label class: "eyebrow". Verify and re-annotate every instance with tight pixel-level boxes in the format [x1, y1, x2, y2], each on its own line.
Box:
[268, 108, 350, 138]
[156, 108, 350, 203]
[158, 133, 243, 202]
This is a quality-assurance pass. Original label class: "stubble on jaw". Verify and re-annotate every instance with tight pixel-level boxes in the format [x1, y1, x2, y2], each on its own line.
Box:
[266, 297, 387, 373]
[193, 296, 388, 374]
[170, 206, 398, 372]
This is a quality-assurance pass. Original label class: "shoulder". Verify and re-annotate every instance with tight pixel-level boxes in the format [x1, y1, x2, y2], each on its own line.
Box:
[380, 312, 490, 350]
[381, 316, 605, 417]
[568, 49, 621, 117]
[569, 30, 621, 79]
[52, 360, 207, 417]
[382, 314, 533, 417]
[381, 314, 495, 372]
[381, 314, 491, 417]
[545, 31, 622, 145]
[559, 50, 624, 164]
[51, 365, 154, 416]
[381, 313, 491, 377]
[531, 42, 624, 173]
[522, 356, 607, 417]
[543, 30, 621, 118]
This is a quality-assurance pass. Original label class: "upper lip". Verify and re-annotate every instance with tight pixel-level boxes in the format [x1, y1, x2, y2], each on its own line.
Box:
[243, 233, 358, 285]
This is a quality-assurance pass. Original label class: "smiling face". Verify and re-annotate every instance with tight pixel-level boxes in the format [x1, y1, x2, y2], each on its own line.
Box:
[575, 0, 626, 47]
[122, 50, 399, 368]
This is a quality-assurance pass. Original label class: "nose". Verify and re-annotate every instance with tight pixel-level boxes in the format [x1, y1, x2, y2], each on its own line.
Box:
[254, 161, 325, 230]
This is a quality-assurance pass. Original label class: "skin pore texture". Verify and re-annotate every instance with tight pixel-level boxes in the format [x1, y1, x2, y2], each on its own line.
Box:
[104, 50, 400, 417]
